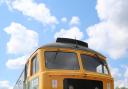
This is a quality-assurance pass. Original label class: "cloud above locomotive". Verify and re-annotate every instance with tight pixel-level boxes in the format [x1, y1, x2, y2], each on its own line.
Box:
[86, 0, 128, 59]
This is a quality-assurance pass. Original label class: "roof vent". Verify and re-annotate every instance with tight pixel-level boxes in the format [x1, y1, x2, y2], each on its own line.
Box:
[56, 38, 88, 48]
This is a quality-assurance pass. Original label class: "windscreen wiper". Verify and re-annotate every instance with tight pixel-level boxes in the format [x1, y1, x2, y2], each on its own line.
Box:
[52, 49, 60, 62]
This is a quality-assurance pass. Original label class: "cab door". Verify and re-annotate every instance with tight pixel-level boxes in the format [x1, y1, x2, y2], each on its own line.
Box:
[28, 53, 40, 89]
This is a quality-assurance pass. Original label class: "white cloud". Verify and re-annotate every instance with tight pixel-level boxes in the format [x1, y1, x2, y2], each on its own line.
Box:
[54, 27, 83, 40]
[4, 22, 38, 55]
[6, 55, 28, 69]
[86, 0, 128, 59]
[110, 67, 128, 88]
[124, 66, 128, 78]
[69, 16, 80, 25]
[115, 79, 128, 88]
[96, 0, 128, 27]
[0, 80, 12, 89]
[61, 17, 67, 23]
[4, 0, 58, 25]
[110, 67, 121, 80]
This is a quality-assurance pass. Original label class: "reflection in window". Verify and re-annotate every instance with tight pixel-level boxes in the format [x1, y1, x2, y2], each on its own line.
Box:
[81, 54, 109, 74]
[97, 65, 102, 73]
[45, 52, 79, 70]
[104, 66, 109, 74]
[32, 56, 39, 75]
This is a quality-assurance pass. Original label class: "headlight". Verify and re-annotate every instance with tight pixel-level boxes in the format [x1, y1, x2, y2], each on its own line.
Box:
[107, 82, 111, 89]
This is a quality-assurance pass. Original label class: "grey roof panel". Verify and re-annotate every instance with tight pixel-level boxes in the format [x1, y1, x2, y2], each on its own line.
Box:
[40, 42, 106, 58]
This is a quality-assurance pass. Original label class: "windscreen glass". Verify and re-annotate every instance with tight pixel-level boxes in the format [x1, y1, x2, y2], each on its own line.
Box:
[81, 54, 109, 74]
[45, 51, 80, 70]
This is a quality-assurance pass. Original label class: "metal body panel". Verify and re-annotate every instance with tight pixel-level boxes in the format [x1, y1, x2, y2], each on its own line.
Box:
[13, 39, 114, 89]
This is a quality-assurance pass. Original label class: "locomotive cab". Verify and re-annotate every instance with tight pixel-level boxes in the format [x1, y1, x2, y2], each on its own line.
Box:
[13, 38, 114, 89]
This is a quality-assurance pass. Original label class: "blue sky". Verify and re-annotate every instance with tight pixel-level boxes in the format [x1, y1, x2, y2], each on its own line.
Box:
[0, 0, 128, 88]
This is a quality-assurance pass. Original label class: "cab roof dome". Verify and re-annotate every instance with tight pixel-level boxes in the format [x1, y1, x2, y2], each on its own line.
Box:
[40, 38, 106, 58]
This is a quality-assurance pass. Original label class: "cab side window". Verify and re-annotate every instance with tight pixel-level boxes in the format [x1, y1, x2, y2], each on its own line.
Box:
[32, 56, 39, 75]
[25, 63, 29, 79]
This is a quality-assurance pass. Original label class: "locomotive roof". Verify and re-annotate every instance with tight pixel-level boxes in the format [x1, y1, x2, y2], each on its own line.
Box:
[39, 38, 106, 58]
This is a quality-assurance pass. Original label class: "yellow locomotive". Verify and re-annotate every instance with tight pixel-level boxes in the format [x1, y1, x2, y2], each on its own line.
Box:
[14, 38, 114, 89]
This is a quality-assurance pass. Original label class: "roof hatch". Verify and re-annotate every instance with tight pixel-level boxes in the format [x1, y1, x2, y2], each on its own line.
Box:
[56, 38, 88, 48]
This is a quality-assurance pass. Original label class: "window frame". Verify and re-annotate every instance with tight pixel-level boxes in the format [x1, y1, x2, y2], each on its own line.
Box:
[80, 53, 110, 75]
[25, 62, 28, 80]
[44, 50, 80, 70]
[31, 54, 39, 75]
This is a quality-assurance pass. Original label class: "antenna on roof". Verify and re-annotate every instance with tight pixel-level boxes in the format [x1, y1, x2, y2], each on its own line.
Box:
[75, 37, 78, 48]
